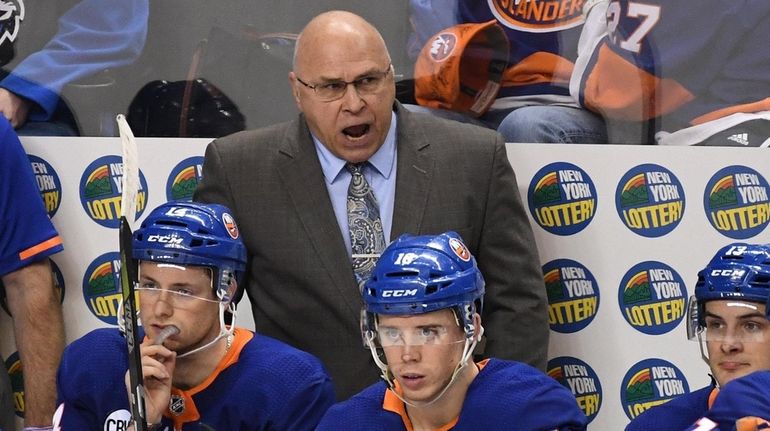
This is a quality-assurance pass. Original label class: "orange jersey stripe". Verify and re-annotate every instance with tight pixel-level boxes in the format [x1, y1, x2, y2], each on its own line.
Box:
[583, 44, 694, 121]
[502, 52, 574, 87]
[692, 97, 770, 125]
[18, 236, 62, 261]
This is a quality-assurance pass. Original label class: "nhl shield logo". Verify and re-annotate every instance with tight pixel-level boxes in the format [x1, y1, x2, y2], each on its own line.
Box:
[0, 0, 24, 46]
[169, 394, 185, 416]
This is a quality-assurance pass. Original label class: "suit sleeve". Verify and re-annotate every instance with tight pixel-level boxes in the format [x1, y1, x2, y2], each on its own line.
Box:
[194, 139, 237, 211]
[478, 136, 549, 370]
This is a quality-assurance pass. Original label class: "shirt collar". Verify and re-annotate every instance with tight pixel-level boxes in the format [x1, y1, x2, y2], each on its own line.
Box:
[313, 111, 397, 184]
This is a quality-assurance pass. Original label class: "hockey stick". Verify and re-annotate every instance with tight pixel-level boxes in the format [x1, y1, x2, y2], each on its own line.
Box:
[117, 114, 149, 431]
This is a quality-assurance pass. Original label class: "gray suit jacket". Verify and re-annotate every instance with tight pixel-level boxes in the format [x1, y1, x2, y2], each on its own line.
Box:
[194, 102, 548, 399]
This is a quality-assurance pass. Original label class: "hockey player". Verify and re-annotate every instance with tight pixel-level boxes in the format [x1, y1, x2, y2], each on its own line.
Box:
[627, 243, 770, 431]
[53, 201, 335, 430]
[316, 231, 587, 430]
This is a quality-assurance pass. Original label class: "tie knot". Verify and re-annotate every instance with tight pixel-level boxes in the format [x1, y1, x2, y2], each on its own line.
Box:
[345, 162, 365, 175]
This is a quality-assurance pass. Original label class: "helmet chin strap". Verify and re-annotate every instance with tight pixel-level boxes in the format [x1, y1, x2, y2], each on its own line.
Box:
[177, 295, 236, 359]
[366, 325, 484, 408]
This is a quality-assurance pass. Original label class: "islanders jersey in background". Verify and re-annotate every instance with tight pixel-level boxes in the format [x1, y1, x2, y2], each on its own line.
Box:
[410, 0, 586, 106]
[55, 328, 334, 430]
[316, 358, 588, 430]
[0, 116, 62, 276]
[572, 0, 770, 133]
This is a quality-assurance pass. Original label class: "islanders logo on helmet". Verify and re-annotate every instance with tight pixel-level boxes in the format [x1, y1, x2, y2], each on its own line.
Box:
[616, 164, 685, 237]
[27, 155, 63, 218]
[222, 212, 239, 239]
[548, 356, 602, 423]
[528, 162, 597, 235]
[82, 252, 124, 325]
[618, 261, 688, 335]
[449, 236, 471, 261]
[5, 351, 24, 417]
[0, 0, 23, 46]
[543, 259, 599, 333]
[487, 0, 585, 32]
[79, 155, 148, 228]
[621, 358, 689, 420]
[166, 156, 204, 201]
[415, 20, 509, 117]
[704, 166, 770, 239]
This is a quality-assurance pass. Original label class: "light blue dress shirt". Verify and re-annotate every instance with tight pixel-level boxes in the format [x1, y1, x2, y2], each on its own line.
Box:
[313, 112, 398, 257]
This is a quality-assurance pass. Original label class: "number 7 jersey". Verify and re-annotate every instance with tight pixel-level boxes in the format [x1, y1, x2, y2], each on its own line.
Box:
[571, 0, 770, 133]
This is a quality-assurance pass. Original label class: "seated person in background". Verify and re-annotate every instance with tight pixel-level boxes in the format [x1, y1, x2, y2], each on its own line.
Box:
[572, 0, 770, 146]
[0, 0, 148, 135]
[627, 243, 770, 431]
[317, 231, 587, 431]
[405, 0, 607, 144]
[54, 201, 334, 430]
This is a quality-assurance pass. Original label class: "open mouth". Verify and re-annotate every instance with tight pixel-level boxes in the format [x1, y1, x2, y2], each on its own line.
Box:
[343, 124, 370, 139]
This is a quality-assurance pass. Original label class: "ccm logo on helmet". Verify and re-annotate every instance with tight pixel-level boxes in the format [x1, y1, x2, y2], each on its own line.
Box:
[147, 234, 183, 245]
[382, 289, 418, 297]
[710, 269, 746, 277]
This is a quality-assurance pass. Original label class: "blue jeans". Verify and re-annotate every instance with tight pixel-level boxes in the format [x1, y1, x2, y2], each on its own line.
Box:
[404, 104, 607, 144]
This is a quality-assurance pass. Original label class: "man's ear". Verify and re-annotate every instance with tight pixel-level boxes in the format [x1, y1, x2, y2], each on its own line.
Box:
[473, 313, 484, 342]
[288, 71, 302, 109]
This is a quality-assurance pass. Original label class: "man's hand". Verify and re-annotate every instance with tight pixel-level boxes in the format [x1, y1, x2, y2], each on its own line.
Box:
[124, 339, 176, 426]
[0, 88, 30, 128]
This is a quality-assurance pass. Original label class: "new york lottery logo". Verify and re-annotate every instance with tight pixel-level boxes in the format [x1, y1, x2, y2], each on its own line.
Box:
[5, 351, 23, 418]
[704, 166, 770, 239]
[82, 252, 124, 325]
[548, 356, 602, 423]
[618, 261, 687, 335]
[543, 259, 599, 333]
[166, 156, 204, 202]
[616, 164, 685, 237]
[487, 0, 585, 32]
[528, 162, 597, 235]
[28, 155, 62, 218]
[79, 155, 148, 228]
[621, 359, 689, 420]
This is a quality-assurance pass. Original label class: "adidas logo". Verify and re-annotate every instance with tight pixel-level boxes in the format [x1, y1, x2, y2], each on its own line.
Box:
[727, 133, 750, 146]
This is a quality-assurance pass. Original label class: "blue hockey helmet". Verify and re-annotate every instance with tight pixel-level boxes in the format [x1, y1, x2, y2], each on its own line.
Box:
[132, 201, 247, 301]
[362, 231, 485, 339]
[687, 243, 770, 339]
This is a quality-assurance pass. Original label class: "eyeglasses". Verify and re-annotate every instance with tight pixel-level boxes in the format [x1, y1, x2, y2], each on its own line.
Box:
[376, 325, 465, 347]
[137, 286, 221, 309]
[295, 64, 393, 101]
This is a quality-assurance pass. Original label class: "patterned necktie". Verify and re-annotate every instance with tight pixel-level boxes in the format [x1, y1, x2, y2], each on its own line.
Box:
[346, 162, 386, 289]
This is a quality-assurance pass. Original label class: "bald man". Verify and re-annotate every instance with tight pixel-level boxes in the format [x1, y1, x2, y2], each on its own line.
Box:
[194, 11, 548, 399]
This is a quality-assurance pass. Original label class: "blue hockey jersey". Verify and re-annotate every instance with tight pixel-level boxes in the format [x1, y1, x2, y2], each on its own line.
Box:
[410, 0, 587, 104]
[316, 358, 587, 430]
[54, 327, 334, 430]
[625, 385, 716, 431]
[0, 116, 62, 276]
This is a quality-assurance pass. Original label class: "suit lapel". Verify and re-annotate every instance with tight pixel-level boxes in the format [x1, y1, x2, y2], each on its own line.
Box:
[276, 118, 360, 314]
[391, 103, 433, 240]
